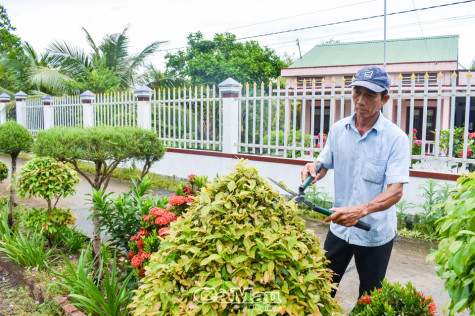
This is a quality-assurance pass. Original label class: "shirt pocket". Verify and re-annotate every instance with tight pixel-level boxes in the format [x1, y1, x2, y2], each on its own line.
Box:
[361, 157, 386, 184]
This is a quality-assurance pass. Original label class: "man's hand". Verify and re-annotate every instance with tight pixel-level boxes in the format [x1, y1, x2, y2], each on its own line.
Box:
[301, 161, 327, 186]
[325, 205, 367, 227]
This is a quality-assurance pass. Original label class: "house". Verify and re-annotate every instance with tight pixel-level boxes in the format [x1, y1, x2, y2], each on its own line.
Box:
[281, 35, 474, 140]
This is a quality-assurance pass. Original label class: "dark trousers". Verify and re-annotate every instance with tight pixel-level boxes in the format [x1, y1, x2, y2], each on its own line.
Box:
[323, 230, 394, 299]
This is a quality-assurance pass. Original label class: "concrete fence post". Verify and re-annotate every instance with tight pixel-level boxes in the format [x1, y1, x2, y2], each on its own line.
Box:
[218, 78, 240, 154]
[0, 93, 10, 125]
[14, 91, 27, 127]
[42, 94, 54, 129]
[135, 85, 152, 130]
[80, 90, 95, 128]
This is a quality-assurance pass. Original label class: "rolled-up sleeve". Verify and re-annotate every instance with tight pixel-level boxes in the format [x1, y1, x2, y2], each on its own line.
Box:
[385, 135, 410, 184]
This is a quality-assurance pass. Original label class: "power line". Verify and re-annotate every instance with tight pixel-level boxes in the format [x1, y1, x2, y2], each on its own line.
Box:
[217, 0, 377, 32]
[157, 1, 475, 53]
[236, 0, 475, 40]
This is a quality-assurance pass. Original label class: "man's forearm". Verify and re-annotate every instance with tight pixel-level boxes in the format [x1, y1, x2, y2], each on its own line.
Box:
[361, 183, 403, 217]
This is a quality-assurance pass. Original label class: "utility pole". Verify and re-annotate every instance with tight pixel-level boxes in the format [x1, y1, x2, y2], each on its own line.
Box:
[296, 39, 302, 59]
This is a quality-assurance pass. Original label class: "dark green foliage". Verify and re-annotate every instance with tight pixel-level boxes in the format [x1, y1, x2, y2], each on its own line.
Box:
[54, 248, 134, 316]
[89, 177, 169, 253]
[165, 32, 287, 86]
[0, 228, 56, 270]
[428, 172, 475, 315]
[0, 120, 33, 157]
[55, 226, 89, 253]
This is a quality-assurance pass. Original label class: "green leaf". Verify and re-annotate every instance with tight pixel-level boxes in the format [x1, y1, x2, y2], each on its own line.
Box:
[200, 254, 223, 266]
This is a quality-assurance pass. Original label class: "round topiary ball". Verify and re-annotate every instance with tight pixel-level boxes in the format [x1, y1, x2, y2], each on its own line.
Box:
[130, 161, 341, 315]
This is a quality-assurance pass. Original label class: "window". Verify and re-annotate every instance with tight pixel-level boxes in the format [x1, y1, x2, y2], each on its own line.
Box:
[406, 108, 436, 140]
[314, 107, 330, 135]
[400, 73, 438, 86]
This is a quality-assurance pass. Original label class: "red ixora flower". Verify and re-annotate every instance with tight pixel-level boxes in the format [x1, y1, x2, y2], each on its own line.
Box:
[158, 226, 171, 237]
[188, 174, 196, 181]
[459, 145, 473, 158]
[358, 295, 372, 305]
[128, 251, 136, 259]
[142, 215, 151, 222]
[169, 194, 194, 206]
[131, 255, 143, 269]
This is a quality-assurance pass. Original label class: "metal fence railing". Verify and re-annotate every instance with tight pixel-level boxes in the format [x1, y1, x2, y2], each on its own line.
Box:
[151, 86, 222, 151]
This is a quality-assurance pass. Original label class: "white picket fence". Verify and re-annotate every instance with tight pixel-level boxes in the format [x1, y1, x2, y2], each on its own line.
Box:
[5, 73, 475, 173]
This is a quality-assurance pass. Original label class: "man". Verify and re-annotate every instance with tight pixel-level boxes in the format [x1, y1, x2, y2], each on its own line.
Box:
[301, 65, 410, 301]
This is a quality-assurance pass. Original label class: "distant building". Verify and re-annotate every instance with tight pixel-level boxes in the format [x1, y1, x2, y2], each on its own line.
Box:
[281, 35, 474, 139]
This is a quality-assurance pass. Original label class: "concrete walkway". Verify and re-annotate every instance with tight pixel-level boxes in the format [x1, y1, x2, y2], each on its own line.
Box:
[0, 154, 467, 315]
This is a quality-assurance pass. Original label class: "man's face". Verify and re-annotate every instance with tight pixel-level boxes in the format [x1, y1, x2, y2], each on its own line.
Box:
[352, 86, 389, 121]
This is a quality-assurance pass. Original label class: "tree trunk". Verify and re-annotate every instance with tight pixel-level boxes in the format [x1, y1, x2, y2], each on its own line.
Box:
[7, 155, 17, 228]
[92, 166, 102, 270]
[92, 208, 102, 269]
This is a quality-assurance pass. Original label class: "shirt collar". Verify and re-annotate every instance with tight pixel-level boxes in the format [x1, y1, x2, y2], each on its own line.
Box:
[346, 112, 385, 134]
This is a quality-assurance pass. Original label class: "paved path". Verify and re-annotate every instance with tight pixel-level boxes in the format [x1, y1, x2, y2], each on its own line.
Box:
[0, 155, 173, 237]
[0, 154, 467, 315]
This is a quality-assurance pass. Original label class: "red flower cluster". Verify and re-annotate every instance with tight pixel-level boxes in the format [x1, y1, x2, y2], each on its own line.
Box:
[459, 145, 473, 158]
[142, 207, 177, 226]
[188, 174, 196, 181]
[130, 228, 149, 241]
[359, 295, 372, 304]
[131, 250, 152, 269]
[158, 226, 171, 237]
[168, 194, 194, 206]
[419, 293, 437, 315]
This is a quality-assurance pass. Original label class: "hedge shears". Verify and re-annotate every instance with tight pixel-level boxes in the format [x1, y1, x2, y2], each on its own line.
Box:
[268, 163, 371, 231]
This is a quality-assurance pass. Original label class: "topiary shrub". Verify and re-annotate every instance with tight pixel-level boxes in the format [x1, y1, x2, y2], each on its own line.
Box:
[129, 161, 341, 315]
[0, 120, 34, 227]
[16, 156, 80, 245]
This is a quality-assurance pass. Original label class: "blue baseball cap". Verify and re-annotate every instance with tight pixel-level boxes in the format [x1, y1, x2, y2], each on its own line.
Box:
[349, 66, 391, 93]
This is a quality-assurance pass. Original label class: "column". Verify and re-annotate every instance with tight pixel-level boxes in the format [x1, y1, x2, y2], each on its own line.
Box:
[135, 85, 152, 130]
[218, 78, 240, 154]
[42, 94, 54, 129]
[0, 93, 10, 124]
[14, 91, 27, 127]
[80, 90, 95, 127]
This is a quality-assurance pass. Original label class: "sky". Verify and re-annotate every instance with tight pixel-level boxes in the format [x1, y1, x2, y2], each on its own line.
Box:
[2, 0, 475, 69]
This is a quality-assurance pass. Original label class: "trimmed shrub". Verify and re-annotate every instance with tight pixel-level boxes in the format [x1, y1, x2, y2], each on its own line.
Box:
[129, 161, 341, 315]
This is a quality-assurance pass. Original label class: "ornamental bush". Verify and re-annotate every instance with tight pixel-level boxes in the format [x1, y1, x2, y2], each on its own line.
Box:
[0, 120, 34, 226]
[0, 161, 8, 182]
[129, 161, 341, 315]
[127, 174, 208, 276]
[351, 279, 436, 315]
[16, 156, 80, 213]
[16, 156, 79, 245]
[428, 171, 475, 315]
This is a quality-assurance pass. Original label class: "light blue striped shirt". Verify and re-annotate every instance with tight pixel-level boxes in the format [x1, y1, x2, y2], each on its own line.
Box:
[317, 113, 410, 246]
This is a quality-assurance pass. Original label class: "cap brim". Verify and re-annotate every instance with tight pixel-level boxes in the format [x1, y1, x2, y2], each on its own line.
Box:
[349, 81, 385, 93]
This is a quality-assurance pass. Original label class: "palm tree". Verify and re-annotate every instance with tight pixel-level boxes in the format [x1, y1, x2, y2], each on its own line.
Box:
[139, 63, 189, 90]
[0, 41, 67, 96]
[46, 25, 166, 92]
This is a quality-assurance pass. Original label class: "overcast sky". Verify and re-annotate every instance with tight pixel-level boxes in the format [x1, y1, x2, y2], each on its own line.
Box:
[3, 0, 475, 69]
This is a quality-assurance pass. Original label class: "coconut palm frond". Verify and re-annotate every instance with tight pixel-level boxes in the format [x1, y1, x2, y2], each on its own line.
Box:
[27, 66, 75, 93]
[99, 25, 130, 71]
[47, 40, 90, 76]
[0, 86, 15, 96]
[82, 27, 101, 59]
[128, 40, 167, 72]
[0, 56, 24, 73]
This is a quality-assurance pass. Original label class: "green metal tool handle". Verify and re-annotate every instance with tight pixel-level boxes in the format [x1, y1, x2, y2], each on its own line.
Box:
[299, 162, 324, 192]
[298, 162, 371, 231]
